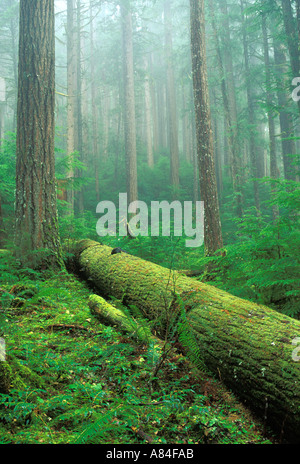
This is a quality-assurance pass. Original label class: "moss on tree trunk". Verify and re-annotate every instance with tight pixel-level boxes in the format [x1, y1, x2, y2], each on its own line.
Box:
[68, 239, 300, 443]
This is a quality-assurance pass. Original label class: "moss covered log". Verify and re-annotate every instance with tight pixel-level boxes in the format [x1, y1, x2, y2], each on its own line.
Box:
[68, 239, 300, 443]
[88, 294, 163, 349]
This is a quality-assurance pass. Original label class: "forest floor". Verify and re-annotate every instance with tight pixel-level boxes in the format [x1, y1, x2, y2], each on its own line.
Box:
[0, 251, 278, 445]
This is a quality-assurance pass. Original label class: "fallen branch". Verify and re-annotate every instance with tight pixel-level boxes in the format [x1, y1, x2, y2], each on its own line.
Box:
[46, 323, 92, 333]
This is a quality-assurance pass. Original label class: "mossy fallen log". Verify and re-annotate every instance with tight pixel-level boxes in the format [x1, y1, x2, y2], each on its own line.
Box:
[88, 294, 163, 350]
[67, 239, 300, 443]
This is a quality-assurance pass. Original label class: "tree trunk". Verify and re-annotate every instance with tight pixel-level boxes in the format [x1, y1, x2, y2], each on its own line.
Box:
[208, 0, 243, 218]
[273, 42, 297, 181]
[75, 0, 84, 213]
[240, 0, 261, 213]
[281, 0, 300, 77]
[262, 14, 279, 221]
[281, 0, 300, 114]
[149, 53, 159, 154]
[143, 56, 154, 168]
[164, 0, 180, 190]
[89, 0, 100, 202]
[297, 0, 300, 45]
[121, 0, 138, 205]
[15, 0, 63, 269]
[66, 0, 76, 213]
[67, 239, 300, 443]
[189, 0, 223, 256]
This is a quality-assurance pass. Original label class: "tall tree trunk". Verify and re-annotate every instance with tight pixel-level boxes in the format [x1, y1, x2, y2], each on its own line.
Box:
[101, 84, 110, 163]
[121, 0, 138, 205]
[8, 1, 18, 131]
[189, 0, 223, 257]
[156, 70, 167, 149]
[208, 0, 243, 218]
[164, 0, 180, 190]
[182, 84, 192, 163]
[144, 56, 154, 168]
[75, 0, 84, 213]
[240, 0, 261, 213]
[66, 0, 76, 214]
[262, 14, 279, 221]
[274, 42, 297, 181]
[218, 0, 238, 128]
[15, 0, 63, 269]
[212, 98, 223, 196]
[281, 0, 300, 76]
[297, 0, 300, 44]
[281, 0, 300, 114]
[89, 0, 100, 202]
[149, 53, 159, 154]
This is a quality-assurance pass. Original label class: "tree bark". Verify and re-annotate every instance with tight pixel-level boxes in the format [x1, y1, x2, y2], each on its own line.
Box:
[66, 0, 76, 214]
[281, 0, 300, 114]
[89, 0, 100, 202]
[240, 0, 261, 213]
[67, 239, 300, 443]
[273, 42, 297, 181]
[208, 0, 243, 218]
[143, 56, 154, 168]
[15, 0, 63, 269]
[189, 0, 223, 256]
[164, 0, 180, 190]
[262, 14, 279, 221]
[121, 0, 138, 205]
[75, 0, 84, 213]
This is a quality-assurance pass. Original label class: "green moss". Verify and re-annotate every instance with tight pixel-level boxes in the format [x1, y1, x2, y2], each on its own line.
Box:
[0, 362, 12, 393]
[9, 357, 46, 389]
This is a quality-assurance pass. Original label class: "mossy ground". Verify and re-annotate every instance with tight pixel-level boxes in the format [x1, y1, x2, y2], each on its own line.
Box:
[0, 252, 275, 445]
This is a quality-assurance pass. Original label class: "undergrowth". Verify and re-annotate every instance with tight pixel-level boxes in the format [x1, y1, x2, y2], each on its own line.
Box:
[0, 251, 274, 445]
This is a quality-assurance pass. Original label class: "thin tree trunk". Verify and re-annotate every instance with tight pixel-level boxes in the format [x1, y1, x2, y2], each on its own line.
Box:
[281, 0, 300, 76]
[297, 0, 300, 44]
[182, 84, 191, 163]
[189, 0, 223, 257]
[149, 53, 159, 154]
[90, 0, 100, 202]
[262, 14, 279, 221]
[218, 0, 238, 127]
[9, 1, 18, 131]
[274, 42, 297, 181]
[66, 0, 76, 213]
[15, 0, 63, 269]
[240, 0, 260, 213]
[212, 100, 223, 196]
[121, 0, 138, 205]
[144, 56, 154, 168]
[75, 0, 84, 213]
[208, 0, 243, 218]
[281, 0, 300, 114]
[157, 71, 167, 149]
[164, 0, 179, 190]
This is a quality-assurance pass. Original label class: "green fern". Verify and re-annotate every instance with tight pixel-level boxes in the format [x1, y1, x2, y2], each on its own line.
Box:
[73, 405, 127, 444]
[176, 295, 209, 375]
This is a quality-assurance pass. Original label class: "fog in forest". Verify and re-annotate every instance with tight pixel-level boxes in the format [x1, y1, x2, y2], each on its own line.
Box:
[0, 0, 299, 292]
[0, 0, 300, 446]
